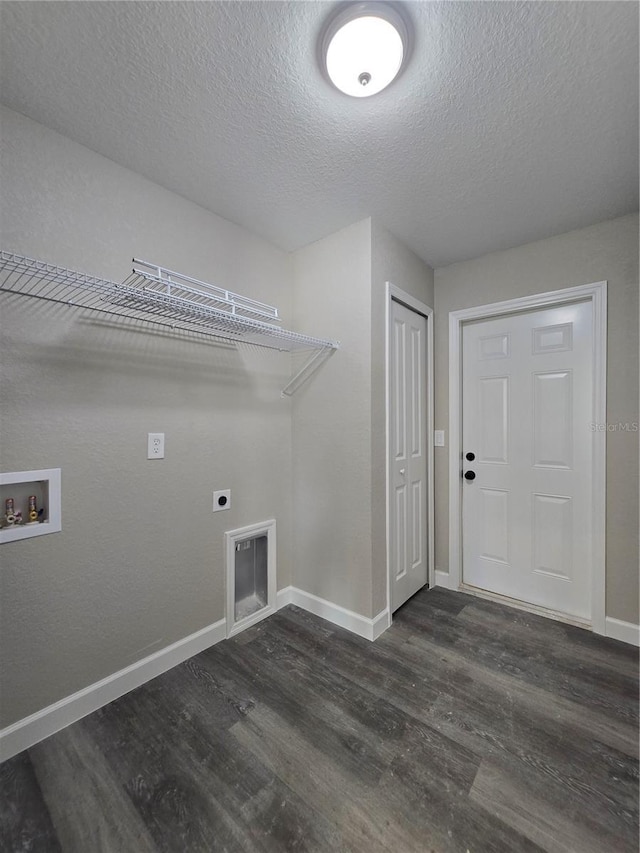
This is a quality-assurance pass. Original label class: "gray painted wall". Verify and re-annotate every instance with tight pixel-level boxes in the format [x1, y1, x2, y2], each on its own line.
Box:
[290, 219, 433, 619]
[0, 107, 295, 726]
[291, 220, 374, 616]
[371, 222, 434, 615]
[433, 213, 639, 625]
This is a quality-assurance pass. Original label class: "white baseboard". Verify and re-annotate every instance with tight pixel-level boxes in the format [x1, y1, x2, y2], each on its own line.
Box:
[372, 607, 392, 640]
[434, 569, 455, 589]
[277, 585, 389, 642]
[0, 617, 227, 763]
[605, 617, 640, 647]
[1, 585, 392, 762]
[276, 585, 294, 609]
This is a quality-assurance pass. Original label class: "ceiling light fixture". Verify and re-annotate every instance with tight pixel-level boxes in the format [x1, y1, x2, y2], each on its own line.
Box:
[320, 2, 410, 98]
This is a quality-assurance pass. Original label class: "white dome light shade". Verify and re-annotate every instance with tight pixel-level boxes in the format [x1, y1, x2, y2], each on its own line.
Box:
[322, 5, 409, 98]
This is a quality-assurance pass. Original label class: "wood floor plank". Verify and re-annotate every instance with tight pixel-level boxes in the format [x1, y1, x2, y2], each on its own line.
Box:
[29, 724, 158, 853]
[391, 626, 639, 837]
[457, 602, 640, 704]
[399, 594, 639, 725]
[236, 783, 345, 853]
[165, 653, 256, 729]
[375, 753, 546, 853]
[470, 759, 634, 853]
[427, 694, 638, 845]
[87, 687, 271, 852]
[458, 593, 639, 673]
[263, 604, 337, 643]
[231, 702, 427, 853]
[403, 629, 639, 757]
[87, 667, 341, 853]
[245, 625, 482, 793]
[239, 627, 409, 742]
[269, 608, 443, 722]
[399, 585, 470, 616]
[234, 702, 543, 853]
[2, 587, 637, 852]
[203, 639, 394, 785]
[153, 656, 349, 852]
[0, 752, 61, 853]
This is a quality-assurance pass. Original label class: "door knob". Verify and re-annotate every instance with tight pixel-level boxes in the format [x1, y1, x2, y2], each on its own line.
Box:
[465, 452, 475, 461]
[400, 468, 405, 475]
[464, 470, 476, 481]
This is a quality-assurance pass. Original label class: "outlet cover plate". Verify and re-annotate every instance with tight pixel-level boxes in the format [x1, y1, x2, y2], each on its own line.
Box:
[147, 433, 165, 459]
[213, 489, 231, 512]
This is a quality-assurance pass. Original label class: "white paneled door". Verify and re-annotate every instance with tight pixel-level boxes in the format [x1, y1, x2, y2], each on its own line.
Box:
[461, 301, 594, 620]
[390, 299, 428, 612]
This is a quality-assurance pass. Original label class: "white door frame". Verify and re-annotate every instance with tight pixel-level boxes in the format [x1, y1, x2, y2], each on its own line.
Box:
[447, 281, 607, 634]
[386, 282, 435, 616]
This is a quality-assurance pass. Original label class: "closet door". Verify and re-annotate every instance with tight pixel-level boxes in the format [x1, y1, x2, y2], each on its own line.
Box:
[390, 299, 428, 612]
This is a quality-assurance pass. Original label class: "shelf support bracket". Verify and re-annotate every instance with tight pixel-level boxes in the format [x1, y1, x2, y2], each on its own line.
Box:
[281, 346, 337, 397]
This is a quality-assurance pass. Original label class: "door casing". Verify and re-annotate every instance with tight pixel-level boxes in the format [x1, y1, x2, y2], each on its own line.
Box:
[446, 282, 607, 634]
[385, 282, 435, 618]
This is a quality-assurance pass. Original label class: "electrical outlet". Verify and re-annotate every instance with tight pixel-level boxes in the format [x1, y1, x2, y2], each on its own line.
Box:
[147, 433, 165, 459]
[213, 489, 231, 512]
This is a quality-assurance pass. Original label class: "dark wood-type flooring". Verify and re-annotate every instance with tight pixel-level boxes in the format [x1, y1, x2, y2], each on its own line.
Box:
[2, 588, 638, 852]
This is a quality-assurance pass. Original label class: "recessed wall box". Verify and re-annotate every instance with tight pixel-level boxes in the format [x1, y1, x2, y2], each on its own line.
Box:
[0, 468, 61, 543]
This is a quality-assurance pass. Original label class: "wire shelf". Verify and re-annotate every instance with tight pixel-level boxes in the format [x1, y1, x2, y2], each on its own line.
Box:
[128, 259, 282, 324]
[0, 252, 338, 356]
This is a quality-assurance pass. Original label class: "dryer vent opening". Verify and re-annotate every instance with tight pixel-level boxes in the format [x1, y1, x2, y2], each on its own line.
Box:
[225, 520, 276, 637]
[235, 535, 268, 622]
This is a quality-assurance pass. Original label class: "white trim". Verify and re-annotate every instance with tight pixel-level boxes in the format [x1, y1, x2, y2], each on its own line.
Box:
[276, 585, 294, 608]
[435, 573, 605, 633]
[225, 519, 277, 638]
[372, 607, 392, 640]
[385, 283, 435, 619]
[448, 282, 607, 633]
[0, 616, 227, 763]
[459, 583, 592, 629]
[278, 585, 389, 642]
[435, 569, 455, 589]
[605, 617, 640, 647]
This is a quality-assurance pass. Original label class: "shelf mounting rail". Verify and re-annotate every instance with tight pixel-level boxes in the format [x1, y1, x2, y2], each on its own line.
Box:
[0, 251, 338, 395]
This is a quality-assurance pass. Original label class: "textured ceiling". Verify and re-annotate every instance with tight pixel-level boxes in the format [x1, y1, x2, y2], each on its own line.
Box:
[1, 1, 637, 267]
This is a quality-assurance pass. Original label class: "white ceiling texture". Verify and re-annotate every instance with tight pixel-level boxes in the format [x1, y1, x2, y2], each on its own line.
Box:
[1, 1, 637, 267]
